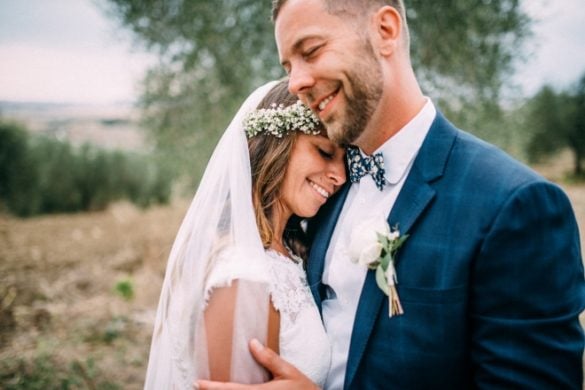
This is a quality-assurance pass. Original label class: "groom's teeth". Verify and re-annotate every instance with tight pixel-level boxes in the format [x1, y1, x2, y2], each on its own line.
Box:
[310, 181, 329, 198]
[318, 95, 334, 111]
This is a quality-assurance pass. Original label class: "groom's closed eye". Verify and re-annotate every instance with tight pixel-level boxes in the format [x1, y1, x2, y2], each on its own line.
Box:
[302, 44, 324, 60]
[279, 34, 326, 73]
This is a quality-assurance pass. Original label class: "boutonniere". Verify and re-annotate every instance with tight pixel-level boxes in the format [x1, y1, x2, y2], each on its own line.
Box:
[348, 218, 409, 317]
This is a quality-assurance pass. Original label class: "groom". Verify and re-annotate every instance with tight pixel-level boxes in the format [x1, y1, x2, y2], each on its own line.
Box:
[200, 0, 585, 388]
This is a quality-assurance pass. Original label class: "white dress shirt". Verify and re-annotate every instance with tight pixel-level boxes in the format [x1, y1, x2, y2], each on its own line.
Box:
[322, 99, 436, 389]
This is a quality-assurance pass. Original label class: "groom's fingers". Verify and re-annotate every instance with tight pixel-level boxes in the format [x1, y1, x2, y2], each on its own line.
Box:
[248, 339, 319, 390]
[193, 341, 295, 390]
[248, 338, 300, 379]
[196, 380, 258, 390]
[195, 340, 316, 390]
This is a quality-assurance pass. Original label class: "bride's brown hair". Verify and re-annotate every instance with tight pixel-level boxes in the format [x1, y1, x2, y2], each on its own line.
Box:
[247, 80, 321, 259]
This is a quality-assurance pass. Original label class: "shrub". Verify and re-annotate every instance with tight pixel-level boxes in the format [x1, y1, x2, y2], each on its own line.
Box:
[0, 121, 40, 216]
[114, 279, 134, 301]
[0, 355, 120, 389]
[0, 120, 174, 217]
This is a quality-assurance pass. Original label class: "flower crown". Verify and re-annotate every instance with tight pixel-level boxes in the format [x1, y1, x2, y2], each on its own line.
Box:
[243, 100, 322, 139]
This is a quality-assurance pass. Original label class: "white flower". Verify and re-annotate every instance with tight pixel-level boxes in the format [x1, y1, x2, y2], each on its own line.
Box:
[243, 100, 321, 139]
[357, 242, 383, 267]
[348, 218, 391, 267]
[388, 230, 400, 241]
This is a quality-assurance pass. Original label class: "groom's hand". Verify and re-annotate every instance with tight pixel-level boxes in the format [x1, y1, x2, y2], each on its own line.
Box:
[195, 339, 319, 390]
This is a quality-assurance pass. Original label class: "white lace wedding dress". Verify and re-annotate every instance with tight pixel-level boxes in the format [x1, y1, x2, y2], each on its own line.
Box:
[204, 247, 331, 387]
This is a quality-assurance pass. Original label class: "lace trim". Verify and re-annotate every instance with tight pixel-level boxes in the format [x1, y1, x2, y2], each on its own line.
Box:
[266, 250, 314, 324]
[202, 248, 272, 312]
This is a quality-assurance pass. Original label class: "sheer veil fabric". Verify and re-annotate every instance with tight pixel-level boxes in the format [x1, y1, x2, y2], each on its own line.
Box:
[144, 81, 279, 389]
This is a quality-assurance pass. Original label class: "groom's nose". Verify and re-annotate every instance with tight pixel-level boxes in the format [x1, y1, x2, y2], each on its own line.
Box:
[288, 64, 315, 96]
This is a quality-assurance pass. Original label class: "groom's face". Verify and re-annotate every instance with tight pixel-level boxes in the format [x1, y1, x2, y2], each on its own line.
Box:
[275, 0, 383, 146]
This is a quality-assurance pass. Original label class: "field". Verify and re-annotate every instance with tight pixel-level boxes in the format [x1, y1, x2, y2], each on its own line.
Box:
[0, 160, 584, 388]
[0, 200, 189, 388]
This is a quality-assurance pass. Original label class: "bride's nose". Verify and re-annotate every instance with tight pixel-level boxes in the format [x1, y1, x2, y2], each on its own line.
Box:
[327, 161, 346, 187]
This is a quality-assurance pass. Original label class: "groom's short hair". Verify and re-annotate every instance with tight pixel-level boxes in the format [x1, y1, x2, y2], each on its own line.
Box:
[271, 0, 409, 47]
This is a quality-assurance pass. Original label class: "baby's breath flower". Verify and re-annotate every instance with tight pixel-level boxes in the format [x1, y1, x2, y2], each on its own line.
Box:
[243, 101, 321, 139]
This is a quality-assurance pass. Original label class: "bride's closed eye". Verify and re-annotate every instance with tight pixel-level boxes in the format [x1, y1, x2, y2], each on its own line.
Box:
[318, 147, 334, 160]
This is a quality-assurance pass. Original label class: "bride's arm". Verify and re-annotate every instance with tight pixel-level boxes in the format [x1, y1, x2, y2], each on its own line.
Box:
[204, 279, 280, 382]
[197, 341, 319, 390]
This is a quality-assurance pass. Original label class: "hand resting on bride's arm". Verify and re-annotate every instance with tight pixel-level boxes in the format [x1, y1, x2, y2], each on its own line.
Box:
[196, 338, 319, 390]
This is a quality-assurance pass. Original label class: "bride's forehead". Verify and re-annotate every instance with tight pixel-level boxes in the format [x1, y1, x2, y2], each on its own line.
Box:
[298, 133, 338, 149]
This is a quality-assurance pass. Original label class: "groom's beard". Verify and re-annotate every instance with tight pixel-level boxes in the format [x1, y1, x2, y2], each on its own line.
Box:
[328, 42, 383, 147]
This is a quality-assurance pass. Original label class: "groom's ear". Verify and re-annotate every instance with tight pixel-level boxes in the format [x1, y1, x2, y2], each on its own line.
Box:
[372, 6, 403, 57]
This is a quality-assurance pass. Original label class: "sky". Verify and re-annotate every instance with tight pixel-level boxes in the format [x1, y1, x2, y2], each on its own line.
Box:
[0, 0, 584, 104]
[519, 0, 585, 95]
[0, 0, 155, 104]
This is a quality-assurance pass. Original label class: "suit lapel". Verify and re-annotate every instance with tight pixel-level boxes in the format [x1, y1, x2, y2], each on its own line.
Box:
[344, 112, 458, 389]
[388, 168, 436, 231]
[307, 183, 351, 310]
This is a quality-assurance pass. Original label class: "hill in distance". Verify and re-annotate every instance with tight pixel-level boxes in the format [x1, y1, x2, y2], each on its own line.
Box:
[0, 100, 146, 151]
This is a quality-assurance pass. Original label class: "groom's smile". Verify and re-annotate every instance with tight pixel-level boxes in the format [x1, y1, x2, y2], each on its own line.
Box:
[309, 85, 341, 120]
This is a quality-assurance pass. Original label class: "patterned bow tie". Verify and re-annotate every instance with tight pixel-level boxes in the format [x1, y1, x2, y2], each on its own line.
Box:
[346, 146, 386, 191]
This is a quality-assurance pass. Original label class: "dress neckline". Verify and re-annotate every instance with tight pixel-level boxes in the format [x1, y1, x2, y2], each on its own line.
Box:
[267, 246, 303, 265]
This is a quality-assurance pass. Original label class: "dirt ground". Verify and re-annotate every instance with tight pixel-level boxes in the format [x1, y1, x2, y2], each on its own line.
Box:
[1, 167, 584, 388]
[0, 200, 190, 388]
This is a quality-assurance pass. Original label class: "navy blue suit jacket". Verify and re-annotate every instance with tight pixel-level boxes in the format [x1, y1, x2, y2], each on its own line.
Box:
[307, 113, 585, 389]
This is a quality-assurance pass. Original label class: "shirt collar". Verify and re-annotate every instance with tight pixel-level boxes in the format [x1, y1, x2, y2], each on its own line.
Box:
[372, 98, 436, 185]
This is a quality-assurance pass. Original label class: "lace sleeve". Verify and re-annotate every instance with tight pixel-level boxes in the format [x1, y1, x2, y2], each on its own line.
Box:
[203, 246, 270, 306]
[266, 251, 315, 325]
[198, 249, 280, 383]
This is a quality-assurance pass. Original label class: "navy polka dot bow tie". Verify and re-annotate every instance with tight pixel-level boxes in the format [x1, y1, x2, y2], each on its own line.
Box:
[346, 146, 386, 191]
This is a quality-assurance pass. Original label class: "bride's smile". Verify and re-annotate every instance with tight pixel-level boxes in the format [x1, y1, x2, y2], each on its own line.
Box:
[278, 133, 345, 220]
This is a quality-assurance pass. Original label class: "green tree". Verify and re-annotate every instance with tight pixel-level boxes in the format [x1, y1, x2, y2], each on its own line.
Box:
[103, 0, 282, 181]
[0, 120, 173, 217]
[525, 73, 585, 177]
[571, 74, 585, 176]
[104, 0, 531, 179]
[31, 136, 84, 213]
[0, 121, 40, 216]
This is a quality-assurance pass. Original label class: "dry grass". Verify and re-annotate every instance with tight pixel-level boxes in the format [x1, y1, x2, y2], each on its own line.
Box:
[0, 200, 189, 388]
[0, 155, 583, 387]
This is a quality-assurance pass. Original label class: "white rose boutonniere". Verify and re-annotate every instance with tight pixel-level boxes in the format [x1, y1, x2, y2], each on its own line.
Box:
[349, 218, 409, 317]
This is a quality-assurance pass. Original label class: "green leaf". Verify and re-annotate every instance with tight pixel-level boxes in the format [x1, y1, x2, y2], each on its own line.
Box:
[379, 253, 391, 270]
[375, 266, 390, 296]
[393, 234, 409, 251]
[399, 234, 410, 244]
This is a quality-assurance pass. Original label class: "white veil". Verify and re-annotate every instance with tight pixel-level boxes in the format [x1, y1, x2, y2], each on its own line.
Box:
[144, 81, 279, 389]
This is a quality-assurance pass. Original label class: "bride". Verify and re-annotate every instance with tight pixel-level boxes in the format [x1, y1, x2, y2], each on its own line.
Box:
[144, 80, 346, 388]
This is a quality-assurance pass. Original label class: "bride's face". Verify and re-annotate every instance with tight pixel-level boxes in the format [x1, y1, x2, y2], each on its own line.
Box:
[279, 134, 346, 219]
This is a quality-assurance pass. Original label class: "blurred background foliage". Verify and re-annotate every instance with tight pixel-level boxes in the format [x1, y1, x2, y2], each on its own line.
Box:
[0, 120, 173, 217]
[104, 0, 282, 182]
[2, 0, 584, 217]
[103, 0, 543, 183]
[525, 75, 585, 177]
